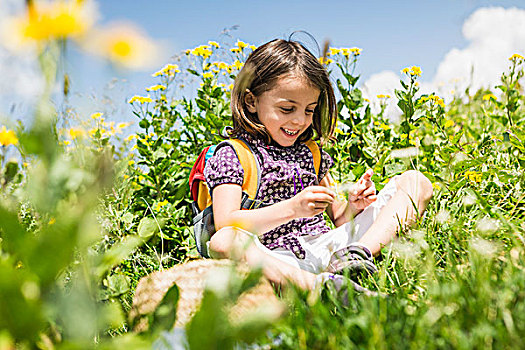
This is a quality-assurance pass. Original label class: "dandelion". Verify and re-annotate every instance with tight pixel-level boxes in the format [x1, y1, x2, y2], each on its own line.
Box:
[202, 72, 214, 79]
[249, 45, 257, 51]
[208, 41, 220, 48]
[152, 63, 180, 77]
[128, 95, 153, 104]
[145, 84, 166, 92]
[0, 126, 19, 147]
[390, 147, 420, 159]
[128, 160, 135, 166]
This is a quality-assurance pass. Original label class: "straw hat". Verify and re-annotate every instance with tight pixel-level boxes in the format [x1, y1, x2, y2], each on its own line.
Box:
[129, 259, 283, 331]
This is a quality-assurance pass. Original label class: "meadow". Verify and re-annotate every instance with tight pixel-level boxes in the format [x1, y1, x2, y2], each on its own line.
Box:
[0, 2, 524, 349]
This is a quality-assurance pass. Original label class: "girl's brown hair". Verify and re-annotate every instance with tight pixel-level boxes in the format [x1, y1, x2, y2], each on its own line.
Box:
[230, 39, 337, 144]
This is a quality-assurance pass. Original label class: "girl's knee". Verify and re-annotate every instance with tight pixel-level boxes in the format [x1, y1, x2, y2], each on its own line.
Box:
[208, 226, 255, 259]
[396, 170, 433, 203]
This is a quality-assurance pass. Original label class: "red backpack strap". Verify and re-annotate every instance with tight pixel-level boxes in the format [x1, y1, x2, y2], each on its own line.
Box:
[189, 146, 211, 202]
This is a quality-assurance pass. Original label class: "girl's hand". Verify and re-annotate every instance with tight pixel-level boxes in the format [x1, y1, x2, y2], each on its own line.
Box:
[289, 186, 336, 218]
[348, 169, 377, 211]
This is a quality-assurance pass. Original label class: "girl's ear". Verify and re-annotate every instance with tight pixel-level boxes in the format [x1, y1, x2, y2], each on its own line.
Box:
[244, 89, 257, 113]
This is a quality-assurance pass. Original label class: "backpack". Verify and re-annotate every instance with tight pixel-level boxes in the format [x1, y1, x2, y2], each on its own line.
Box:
[189, 137, 322, 258]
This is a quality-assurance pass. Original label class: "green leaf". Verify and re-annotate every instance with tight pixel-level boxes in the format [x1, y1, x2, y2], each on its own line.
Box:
[150, 283, 180, 336]
[94, 235, 144, 279]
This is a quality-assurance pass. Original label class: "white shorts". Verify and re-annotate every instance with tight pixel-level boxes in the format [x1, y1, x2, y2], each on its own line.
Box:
[209, 177, 399, 274]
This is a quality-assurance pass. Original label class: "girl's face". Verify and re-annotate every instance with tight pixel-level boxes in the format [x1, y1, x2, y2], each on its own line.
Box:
[246, 75, 320, 147]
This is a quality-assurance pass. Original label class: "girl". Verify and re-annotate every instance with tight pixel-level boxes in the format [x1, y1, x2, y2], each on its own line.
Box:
[204, 39, 433, 296]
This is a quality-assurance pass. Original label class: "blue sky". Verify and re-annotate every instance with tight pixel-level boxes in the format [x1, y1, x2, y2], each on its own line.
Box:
[1, 0, 525, 122]
[88, 0, 522, 81]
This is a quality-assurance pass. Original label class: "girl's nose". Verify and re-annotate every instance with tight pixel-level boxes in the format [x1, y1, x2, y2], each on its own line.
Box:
[291, 111, 307, 125]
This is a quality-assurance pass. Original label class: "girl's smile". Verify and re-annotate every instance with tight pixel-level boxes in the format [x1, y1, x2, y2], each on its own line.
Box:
[245, 75, 320, 147]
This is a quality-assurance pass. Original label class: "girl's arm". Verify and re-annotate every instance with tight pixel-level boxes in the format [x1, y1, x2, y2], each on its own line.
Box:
[212, 183, 336, 235]
[322, 170, 377, 227]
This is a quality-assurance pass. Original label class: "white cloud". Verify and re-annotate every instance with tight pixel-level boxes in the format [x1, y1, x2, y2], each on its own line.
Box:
[434, 7, 525, 95]
[362, 6, 525, 119]
[361, 70, 402, 120]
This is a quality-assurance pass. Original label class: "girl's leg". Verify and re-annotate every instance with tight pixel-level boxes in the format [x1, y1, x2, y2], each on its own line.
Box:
[208, 226, 316, 290]
[358, 170, 433, 255]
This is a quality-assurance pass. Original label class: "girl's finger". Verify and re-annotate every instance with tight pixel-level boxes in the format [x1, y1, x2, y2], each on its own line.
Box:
[361, 186, 376, 198]
[361, 169, 374, 181]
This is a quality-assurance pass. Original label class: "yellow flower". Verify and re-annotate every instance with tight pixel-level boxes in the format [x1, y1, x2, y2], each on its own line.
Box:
[464, 171, 482, 183]
[444, 120, 454, 128]
[145, 84, 166, 92]
[68, 127, 85, 140]
[482, 93, 497, 102]
[117, 122, 130, 129]
[349, 47, 362, 56]
[508, 53, 524, 61]
[154, 199, 169, 211]
[202, 72, 214, 79]
[230, 47, 241, 54]
[379, 123, 391, 131]
[236, 40, 248, 49]
[128, 160, 135, 166]
[63, 140, 71, 146]
[318, 56, 333, 65]
[401, 66, 422, 77]
[0, 126, 19, 147]
[152, 63, 180, 77]
[431, 95, 445, 108]
[208, 41, 220, 48]
[191, 45, 212, 58]
[4, 0, 95, 48]
[86, 23, 159, 70]
[48, 217, 56, 225]
[432, 182, 441, 191]
[128, 95, 153, 104]
[249, 45, 257, 51]
[328, 47, 341, 56]
[91, 112, 103, 120]
[125, 134, 137, 142]
[232, 60, 244, 70]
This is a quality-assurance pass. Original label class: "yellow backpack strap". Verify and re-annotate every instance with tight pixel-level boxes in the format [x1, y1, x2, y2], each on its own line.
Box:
[227, 138, 260, 200]
[304, 140, 321, 180]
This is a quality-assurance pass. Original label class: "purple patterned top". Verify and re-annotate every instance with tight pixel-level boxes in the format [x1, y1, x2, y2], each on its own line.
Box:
[204, 131, 334, 259]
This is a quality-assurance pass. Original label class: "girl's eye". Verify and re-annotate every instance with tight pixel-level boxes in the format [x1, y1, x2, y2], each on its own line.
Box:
[306, 109, 315, 115]
[280, 107, 294, 113]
